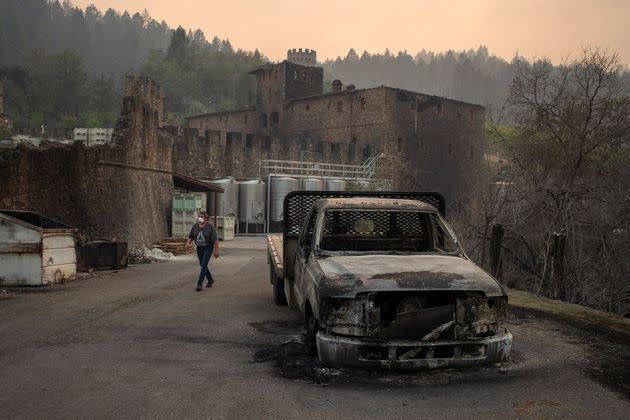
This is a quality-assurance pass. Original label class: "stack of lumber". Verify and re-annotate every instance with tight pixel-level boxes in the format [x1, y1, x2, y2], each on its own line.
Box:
[159, 237, 191, 255]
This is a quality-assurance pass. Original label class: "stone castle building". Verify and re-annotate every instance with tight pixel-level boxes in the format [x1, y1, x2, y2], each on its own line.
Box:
[184, 48, 485, 208]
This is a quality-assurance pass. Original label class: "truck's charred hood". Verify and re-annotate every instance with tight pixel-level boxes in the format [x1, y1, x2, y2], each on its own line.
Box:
[316, 254, 504, 298]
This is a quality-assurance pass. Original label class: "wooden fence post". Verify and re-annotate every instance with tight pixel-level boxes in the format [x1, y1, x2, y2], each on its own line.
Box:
[551, 233, 566, 299]
[489, 223, 504, 279]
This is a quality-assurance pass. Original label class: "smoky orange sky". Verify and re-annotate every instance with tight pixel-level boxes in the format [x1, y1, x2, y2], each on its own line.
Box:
[73, 0, 629, 64]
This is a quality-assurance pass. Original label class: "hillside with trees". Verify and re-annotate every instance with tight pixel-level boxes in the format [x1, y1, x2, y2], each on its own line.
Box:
[0, 0, 265, 131]
[323, 47, 518, 109]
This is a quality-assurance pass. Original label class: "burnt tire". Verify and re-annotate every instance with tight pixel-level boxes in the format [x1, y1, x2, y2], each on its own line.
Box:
[271, 266, 288, 306]
[305, 314, 319, 357]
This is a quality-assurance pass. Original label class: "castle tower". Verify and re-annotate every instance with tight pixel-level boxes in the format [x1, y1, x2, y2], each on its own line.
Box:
[287, 48, 317, 66]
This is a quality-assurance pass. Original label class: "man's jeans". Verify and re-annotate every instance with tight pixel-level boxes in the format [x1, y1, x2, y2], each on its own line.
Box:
[196, 245, 214, 287]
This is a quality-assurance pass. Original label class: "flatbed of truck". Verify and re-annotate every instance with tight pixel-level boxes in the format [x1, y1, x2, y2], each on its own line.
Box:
[267, 234, 283, 280]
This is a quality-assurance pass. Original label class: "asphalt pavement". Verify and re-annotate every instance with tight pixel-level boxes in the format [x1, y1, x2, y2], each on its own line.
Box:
[0, 237, 628, 419]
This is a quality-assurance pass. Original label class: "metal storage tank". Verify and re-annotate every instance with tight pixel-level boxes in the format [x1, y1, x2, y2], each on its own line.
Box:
[210, 177, 239, 217]
[239, 179, 266, 223]
[302, 178, 324, 191]
[326, 179, 346, 191]
[270, 177, 300, 222]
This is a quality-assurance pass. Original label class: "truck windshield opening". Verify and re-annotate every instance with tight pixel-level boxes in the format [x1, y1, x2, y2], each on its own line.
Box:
[319, 209, 461, 254]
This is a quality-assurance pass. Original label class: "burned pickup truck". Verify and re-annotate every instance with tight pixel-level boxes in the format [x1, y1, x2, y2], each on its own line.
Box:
[267, 191, 512, 369]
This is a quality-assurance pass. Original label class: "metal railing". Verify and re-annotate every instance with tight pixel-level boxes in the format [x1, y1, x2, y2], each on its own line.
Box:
[259, 156, 383, 180]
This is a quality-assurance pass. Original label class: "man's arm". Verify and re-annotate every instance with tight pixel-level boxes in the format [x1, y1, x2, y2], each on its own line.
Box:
[186, 225, 196, 248]
[212, 226, 219, 258]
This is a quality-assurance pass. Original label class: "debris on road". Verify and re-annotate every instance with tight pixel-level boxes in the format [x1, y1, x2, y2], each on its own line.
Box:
[129, 247, 174, 264]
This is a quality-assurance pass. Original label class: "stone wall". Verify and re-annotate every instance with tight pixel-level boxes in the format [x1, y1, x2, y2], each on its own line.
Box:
[283, 62, 324, 100]
[388, 90, 485, 207]
[0, 76, 173, 248]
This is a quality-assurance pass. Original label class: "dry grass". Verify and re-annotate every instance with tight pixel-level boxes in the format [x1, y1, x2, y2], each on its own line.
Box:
[507, 287, 630, 336]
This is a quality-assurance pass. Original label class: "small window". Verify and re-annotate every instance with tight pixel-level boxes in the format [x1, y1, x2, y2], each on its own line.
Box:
[271, 112, 279, 126]
[469, 109, 474, 121]
[244, 114, 248, 123]
[225, 115, 229, 122]
[397, 137, 402, 153]
[302, 72, 306, 80]
[260, 114, 268, 127]
[274, 69, 278, 80]
[348, 143, 356, 159]
[448, 143, 453, 157]
[436, 103, 443, 114]
[411, 102, 416, 110]
[469, 145, 474, 159]
[317, 142, 325, 153]
[294, 71, 298, 80]
[218, 116, 222, 122]
[361, 98, 366, 110]
[363, 145, 372, 159]
[351, 137, 357, 145]
[246, 134, 254, 148]
[305, 104, 310, 111]
[336, 101, 343, 113]
[263, 136, 271, 149]
[331, 143, 341, 154]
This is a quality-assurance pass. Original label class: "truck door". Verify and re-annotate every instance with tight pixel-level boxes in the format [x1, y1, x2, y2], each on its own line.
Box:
[294, 208, 318, 312]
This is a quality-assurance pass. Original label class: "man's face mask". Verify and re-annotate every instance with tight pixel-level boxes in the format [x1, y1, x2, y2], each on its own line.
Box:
[198, 217, 205, 224]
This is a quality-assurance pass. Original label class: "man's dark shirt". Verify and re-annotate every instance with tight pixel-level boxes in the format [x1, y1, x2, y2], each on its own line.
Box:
[189, 223, 218, 247]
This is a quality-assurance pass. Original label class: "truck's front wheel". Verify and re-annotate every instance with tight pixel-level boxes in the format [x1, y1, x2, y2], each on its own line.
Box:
[271, 265, 288, 306]
[305, 314, 319, 357]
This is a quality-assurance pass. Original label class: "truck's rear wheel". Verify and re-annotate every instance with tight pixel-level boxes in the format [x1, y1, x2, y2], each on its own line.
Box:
[271, 265, 288, 306]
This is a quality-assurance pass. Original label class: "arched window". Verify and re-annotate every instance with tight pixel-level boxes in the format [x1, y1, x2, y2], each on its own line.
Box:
[260, 114, 268, 127]
[271, 112, 279, 126]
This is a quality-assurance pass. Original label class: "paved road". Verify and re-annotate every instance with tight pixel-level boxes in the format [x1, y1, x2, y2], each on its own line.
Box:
[0, 237, 628, 419]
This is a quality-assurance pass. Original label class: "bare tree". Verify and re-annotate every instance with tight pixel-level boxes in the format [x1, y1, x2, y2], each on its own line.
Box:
[487, 48, 630, 312]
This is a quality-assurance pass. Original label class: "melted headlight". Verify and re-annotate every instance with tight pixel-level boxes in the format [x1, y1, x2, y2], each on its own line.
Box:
[455, 294, 507, 338]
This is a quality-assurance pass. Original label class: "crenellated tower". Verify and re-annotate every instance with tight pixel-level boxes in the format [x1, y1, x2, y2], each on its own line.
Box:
[287, 48, 317, 66]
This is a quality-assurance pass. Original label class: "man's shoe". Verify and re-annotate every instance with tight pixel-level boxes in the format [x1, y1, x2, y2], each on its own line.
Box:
[195, 286, 202, 292]
[206, 281, 213, 288]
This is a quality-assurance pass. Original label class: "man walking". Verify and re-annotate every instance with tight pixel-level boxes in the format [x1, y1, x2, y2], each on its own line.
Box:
[186, 211, 219, 291]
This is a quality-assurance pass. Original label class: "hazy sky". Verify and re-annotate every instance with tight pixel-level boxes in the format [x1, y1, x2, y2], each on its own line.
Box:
[73, 0, 629, 64]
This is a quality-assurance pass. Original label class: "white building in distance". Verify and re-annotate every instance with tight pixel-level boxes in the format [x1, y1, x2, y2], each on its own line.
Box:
[73, 128, 114, 146]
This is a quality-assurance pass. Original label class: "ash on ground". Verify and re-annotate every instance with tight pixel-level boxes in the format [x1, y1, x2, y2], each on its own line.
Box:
[129, 247, 174, 264]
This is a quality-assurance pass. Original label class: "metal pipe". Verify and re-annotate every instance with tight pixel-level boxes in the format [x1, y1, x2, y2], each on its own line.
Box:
[266, 174, 271, 234]
[214, 192, 218, 228]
